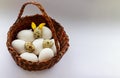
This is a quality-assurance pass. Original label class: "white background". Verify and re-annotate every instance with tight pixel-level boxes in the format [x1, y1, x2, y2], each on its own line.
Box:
[1, 0, 120, 78]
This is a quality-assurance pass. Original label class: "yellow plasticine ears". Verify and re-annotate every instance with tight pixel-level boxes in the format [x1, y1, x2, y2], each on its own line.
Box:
[31, 22, 36, 30]
[38, 23, 46, 29]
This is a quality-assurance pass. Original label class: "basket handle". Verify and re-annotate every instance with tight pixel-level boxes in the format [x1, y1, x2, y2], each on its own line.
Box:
[17, 1, 60, 52]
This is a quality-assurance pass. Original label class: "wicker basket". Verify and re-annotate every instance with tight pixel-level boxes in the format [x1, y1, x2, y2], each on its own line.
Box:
[6, 1, 69, 71]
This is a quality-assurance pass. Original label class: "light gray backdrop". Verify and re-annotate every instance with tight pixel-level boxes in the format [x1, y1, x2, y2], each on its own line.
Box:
[1, 0, 120, 78]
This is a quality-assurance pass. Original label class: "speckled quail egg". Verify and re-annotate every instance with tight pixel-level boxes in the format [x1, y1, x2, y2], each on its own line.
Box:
[20, 52, 38, 62]
[39, 48, 54, 62]
[33, 27, 42, 39]
[12, 39, 25, 54]
[32, 38, 43, 55]
[42, 39, 53, 48]
[24, 42, 35, 52]
[17, 29, 34, 42]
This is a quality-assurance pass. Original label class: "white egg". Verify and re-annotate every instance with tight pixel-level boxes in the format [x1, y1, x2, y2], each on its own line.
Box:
[20, 52, 38, 62]
[42, 26, 52, 39]
[51, 39, 57, 54]
[17, 29, 34, 42]
[33, 38, 43, 55]
[12, 39, 25, 54]
[39, 48, 54, 62]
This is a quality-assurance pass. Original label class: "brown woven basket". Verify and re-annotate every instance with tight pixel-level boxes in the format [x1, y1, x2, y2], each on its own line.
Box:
[6, 1, 69, 71]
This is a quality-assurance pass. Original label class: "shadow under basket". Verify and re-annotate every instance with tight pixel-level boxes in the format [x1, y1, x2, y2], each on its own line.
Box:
[6, 1, 69, 71]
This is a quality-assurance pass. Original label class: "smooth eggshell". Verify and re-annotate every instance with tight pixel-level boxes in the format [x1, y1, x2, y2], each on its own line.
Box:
[42, 27, 52, 39]
[39, 48, 54, 62]
[20, 52, 38, 62]
[17, 29, 34, 42]
[12, 39, 25, 54]
[33, 38, 43, 55]
[51, 39, 57, 54]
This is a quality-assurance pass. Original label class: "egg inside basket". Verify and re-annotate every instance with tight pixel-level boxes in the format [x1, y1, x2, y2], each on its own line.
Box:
[6, 1, 69, 71]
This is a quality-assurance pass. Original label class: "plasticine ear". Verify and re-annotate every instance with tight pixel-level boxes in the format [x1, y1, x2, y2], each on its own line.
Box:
[31, 22, 36, 30]
[38, 23, 46, 29]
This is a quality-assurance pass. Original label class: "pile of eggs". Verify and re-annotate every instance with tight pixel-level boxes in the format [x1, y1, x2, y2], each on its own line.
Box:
[12, 22, 57, 62]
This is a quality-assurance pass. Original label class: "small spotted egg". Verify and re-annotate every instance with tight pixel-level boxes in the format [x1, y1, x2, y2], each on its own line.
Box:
[24, 42, 35, 52]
